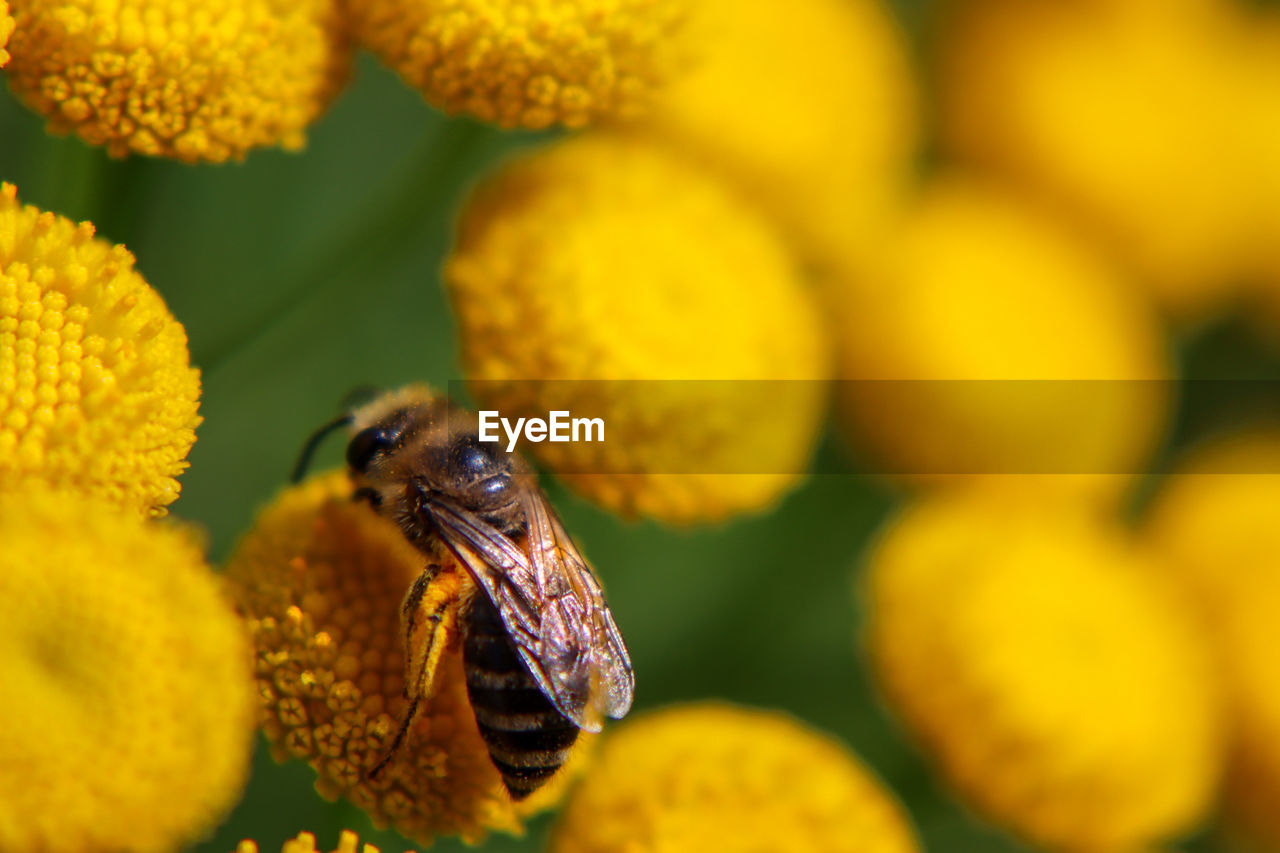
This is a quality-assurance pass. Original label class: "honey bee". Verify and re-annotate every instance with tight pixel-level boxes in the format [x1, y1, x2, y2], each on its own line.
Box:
[292, 385, 634, 799]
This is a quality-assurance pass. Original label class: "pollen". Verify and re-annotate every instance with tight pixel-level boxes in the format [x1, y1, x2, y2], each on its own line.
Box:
[865, 487, 1224, 852]
[345, 0, 687, 130]
[234, 829, 415, 853]
[625, 0, 918, 271]
[225, 471, 582, 847]
[447, 133, 829, 524]
[4, 0, 351, 161]
[0, 487, 256, 853]
[1144, 432, 1280, 849]
[0, 184, 201, 516]
[1, 0, 13, 67]
[549, 702, 921, 853]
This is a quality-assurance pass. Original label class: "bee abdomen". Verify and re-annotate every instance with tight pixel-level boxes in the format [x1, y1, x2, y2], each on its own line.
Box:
[463, 595, 579, 801]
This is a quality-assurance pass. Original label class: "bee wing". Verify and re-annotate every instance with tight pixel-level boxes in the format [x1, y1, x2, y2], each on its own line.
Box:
[521, 488, 635, 730]
[419, 489, 634, 731]
[417, 493, 544, 656]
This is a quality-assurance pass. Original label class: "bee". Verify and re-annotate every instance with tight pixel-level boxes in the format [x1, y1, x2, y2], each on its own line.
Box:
[292, 385, 634, 799]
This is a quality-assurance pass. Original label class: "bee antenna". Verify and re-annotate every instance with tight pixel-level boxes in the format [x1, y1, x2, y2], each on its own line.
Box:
[290, 414, 354, 483]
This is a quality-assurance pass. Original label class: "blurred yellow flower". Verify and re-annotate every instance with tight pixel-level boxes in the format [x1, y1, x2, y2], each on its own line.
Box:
[549, 702, 920, 853]
[346, 0, 686, 130]
[938, 0, 1245, 317]
[865, 488, 1224, 852]
[447, 133, 829, 524]
[0, 183, 201, 516]
[234, 829, 414, 853]
[832, 176, 1169, 505]
[0, 0, 12, 66]
[0, 487, 256, 853]
[625, 0, 917, 272]
[1145, 432, 1280, 849]
[225, 472, 580, 847]
[5, 0, 351, 161]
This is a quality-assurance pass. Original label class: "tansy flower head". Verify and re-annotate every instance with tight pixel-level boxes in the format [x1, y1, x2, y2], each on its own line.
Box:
[0, 487, 256, 853]
[0, 184, 201, 516]
[345, 0, 687, 130]
[1, 0, 13, 66]
[865, 487, 1224, 852]
[938, 0, 1245, 316]
[833, 176, 1169, 506]
[5, 0, 351, 161]
[225, 472, 582, 847]
[447, 133, 829, 524]
[549, 702, 921, 853]
[1145, 432, 1280, 848]
[625, 0, 918, 271]
[234, 829, 414, 853]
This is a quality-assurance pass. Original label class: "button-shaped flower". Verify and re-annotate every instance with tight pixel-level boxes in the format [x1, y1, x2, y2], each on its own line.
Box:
[447, 133, 829, 524]
[833, 176, 1170, 506]
[0, 184, 201, 515]
[0, 487, 256, 853]
[865, 488, 1224, 851]
[5, 0, 351, 161]
[1145, 432, 1280, 849]
[938, 0, 1246, 316]
[625, 0, 918, 273]
[346, 0, 687, 129]
[225, 472, 582, 847]
[549, 702, 921, 853]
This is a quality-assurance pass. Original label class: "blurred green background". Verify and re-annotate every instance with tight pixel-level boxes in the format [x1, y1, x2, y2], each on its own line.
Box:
[2, 2, 1278, 849]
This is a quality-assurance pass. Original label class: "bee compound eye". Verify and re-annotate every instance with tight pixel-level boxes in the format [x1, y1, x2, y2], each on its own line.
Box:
[346, 427, 392, 472]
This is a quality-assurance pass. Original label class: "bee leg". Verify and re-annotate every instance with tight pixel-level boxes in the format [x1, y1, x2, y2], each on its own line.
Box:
[368, 566, 456, 780]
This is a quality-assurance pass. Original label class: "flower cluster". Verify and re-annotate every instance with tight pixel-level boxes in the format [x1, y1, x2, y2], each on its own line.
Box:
[0, 190, 254, 852]
[0, 184, 201, 515]
[865, 487, 1223, 851]
[550, 703, 921, 853]
[4, 0, 351, 161]
[443, 0, 916, 524]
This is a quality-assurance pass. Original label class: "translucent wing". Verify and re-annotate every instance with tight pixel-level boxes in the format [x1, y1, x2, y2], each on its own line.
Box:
[520, 487, 634, 728]
[417, 488, 634, 731]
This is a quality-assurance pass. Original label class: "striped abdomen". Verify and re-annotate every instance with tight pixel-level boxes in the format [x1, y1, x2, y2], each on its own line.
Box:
[462, 592, 579, 800]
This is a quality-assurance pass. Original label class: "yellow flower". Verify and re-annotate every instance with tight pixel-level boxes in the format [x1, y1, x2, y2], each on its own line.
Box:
[549, 702, 920, 853]
[0, 487, 256, 853]
[234, 829, 414, 853]
[225, 472, 582, 847]
[1, 0, 13, 67]
[832, 176, 1169, 506]
[5, 0, 351, 161]
[937, 0, 1246, 317]
[345, 0, 686, 130]
[447, 132, 829, 524]
[624, 0, 917, 272]
[0, 184, 201, 516]
[864, 488, 1224, 852]
[1144, 432, 1280, 849]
